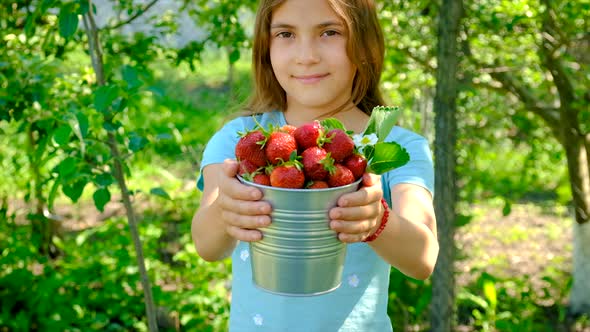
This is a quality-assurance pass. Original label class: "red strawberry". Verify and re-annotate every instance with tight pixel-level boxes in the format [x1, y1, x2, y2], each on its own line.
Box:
[307, 180, 329, 189]
[235, 130, 267, 167]
[269, 164, 305, 189]
[265, 131, 298, 165]
[327, 164, 355, 188]
[294, 121, 323, 151]
[344, 153, 368, 180]
[281, 124, 297, 135]
[301, 146, 334, 181]
[238, 159, 260, 176]
[252, 173, 271, 186]
[323, 129, 355, 162]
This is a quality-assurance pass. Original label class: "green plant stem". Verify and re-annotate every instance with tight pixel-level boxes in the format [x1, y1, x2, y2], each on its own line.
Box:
[83, 3, 159, 331]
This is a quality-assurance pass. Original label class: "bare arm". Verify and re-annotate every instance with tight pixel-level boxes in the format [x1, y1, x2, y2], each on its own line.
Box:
[191, 160, 272, 262]
[368, 183, 438, 279]
[329, 174, 438, 280]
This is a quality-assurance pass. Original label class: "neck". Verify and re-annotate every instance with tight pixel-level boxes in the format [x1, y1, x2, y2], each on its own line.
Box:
[284, 99, 356, 126]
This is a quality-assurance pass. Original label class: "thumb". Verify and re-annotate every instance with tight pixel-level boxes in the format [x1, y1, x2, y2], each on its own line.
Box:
[223, 159, 239, 177]
[362, 173, 380, 187]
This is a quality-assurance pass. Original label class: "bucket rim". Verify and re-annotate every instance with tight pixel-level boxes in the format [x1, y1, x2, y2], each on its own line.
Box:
[237, 175, 362, 193]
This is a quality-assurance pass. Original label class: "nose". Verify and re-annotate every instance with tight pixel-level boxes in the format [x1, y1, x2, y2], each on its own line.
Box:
[295, 37, 320, 65]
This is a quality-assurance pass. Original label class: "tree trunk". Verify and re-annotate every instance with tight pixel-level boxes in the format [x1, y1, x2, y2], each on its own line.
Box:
[430, 0, 463, 331]
[570, 222, 590, 317]
[83, 6, 159, 332]
[563, 132, 590, 317]
[538, 0, 590, 318]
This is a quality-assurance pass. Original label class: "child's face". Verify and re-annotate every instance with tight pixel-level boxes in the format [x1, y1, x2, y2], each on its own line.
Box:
[269, 0, 357, 114]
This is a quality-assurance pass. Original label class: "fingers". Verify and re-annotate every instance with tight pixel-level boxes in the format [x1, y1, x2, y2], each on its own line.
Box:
[217, 159, 272, 242]
[225, 225, 264, 242]
[220, 159, 264, 201]
[337, 173, 382, 207]
[330, 219, 377, 243]
[329, 173, 384, 243]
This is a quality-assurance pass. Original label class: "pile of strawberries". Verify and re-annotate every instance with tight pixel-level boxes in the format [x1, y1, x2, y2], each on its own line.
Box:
[235, 121, 367, 189]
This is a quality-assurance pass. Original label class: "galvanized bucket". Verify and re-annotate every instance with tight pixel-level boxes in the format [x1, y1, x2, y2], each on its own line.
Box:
[238, 176, 362, 296]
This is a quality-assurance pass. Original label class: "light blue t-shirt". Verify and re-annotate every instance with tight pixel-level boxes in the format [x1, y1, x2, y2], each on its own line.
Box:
[197, 111, 434, 332]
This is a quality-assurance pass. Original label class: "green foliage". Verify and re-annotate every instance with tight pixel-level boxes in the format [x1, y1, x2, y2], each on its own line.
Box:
[456, 271, 573, 331]
[0, 0, 585, 330]
[387, 269, 432, 329]
[0, 209, 230, 331]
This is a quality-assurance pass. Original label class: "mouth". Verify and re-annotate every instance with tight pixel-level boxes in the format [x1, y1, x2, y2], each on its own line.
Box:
[293, 73, 329, 84]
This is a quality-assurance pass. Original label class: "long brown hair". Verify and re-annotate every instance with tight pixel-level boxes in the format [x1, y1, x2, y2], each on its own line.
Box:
[245, 0, 385, 116]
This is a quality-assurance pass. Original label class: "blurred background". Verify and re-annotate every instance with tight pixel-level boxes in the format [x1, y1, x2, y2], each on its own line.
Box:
[1, 0, 588, 331]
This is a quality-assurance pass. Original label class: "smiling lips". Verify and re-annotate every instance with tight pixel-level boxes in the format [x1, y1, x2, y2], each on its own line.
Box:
[293, 73, 329, 84]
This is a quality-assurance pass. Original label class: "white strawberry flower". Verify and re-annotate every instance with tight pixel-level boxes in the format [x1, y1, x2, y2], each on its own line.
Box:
[353, 133, 378, 148]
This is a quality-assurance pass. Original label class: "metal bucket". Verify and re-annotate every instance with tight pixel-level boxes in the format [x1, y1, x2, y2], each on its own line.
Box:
[238, 176, 362, 296]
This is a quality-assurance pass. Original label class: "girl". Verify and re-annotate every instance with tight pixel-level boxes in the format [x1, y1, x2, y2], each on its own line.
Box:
[192, 0, 438, 330]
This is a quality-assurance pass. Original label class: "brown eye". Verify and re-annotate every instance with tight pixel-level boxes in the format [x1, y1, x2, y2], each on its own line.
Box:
[321, 30, 340, 37]
[276, 31, 293, 38]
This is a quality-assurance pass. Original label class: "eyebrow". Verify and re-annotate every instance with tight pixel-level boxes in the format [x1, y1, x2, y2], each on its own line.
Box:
[270, 21, 344, 30]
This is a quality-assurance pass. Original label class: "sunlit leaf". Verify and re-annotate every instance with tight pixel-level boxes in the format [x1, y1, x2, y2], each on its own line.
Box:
[320, 118, 346, 131]
[483, 280, 497, 310]
[366, 142, 410, 174]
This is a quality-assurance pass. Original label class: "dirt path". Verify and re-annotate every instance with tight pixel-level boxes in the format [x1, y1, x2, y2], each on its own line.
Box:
[455, 202, 574, 303]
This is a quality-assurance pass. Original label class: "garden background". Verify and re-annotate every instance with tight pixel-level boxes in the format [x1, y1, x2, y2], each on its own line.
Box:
[1, 0, 589, 331]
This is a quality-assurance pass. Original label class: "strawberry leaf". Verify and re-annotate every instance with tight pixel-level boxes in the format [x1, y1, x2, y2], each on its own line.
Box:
[320, 118, 346, 131]
[363, 106, 402, 142]
[362, 145, 375, 162]
[366, 142, 410, 174]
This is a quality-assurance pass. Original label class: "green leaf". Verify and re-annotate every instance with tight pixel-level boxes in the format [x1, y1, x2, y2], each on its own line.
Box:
[71, 111, 88, 155]
[150, 187, 170, 200]
[58, 157, 77, 177]
[455, 213, 473, 228]
[366, 142, 410, 174]
[363, 106, 402, 141]
[362, 145, 375, 162]
[58, 6, 79, 39]
[93, 187, 111, 212]
[62, 180, 87, 203]
[95, 173, 114, 187]
[457, 291, 489, 310]
[502, 200, 512, 216]
[320, 118, 346, 131]
[53, 125, 72, 146]
[47, 174, 62, 210]
[74, 111, 89, 138]
[483, 280, 497, 310]
[128, 133, 149, 152]
[122, 65, 142, 89]
[103, 121, 122, 132]
[229, 49, 241, 64]
[94, 85, 119, 114]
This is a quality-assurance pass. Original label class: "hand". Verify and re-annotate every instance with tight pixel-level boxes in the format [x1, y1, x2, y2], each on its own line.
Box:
[329, 173, 385, 243]
[215, 159, 272, 242]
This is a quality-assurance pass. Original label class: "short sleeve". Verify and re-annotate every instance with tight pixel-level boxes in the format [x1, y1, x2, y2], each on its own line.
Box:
[382, 128, 434, 200]
[196, 118, 244, 191]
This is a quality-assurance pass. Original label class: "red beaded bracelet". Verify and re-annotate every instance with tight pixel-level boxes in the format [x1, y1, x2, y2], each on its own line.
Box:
[363, 198, 389, 242]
